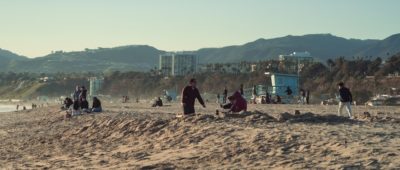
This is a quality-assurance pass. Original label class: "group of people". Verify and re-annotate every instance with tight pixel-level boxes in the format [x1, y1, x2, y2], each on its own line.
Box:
[181, 79, 247, 116]
[64, 85, 102, 117]
[122, 96, 130, 103]
[16, 103, 45, 111]
[180, 78, 354, 119]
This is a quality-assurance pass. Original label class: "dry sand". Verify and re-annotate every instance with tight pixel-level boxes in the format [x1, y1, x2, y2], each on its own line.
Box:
[0, 102, 399, 169]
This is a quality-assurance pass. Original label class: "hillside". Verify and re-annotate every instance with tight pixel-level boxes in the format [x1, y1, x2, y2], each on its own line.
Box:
[1, 34, 400, 73]
[197, 34, 381, 63]
[5, 45, 164, 73]
[355, 33, 400, 58]
[0, 49, 28, 72]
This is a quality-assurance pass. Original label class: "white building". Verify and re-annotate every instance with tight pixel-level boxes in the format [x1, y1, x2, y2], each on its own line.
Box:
[159, 53, 197, 76]
[159, 54, 173, 76]
[279, 51, 314, 63]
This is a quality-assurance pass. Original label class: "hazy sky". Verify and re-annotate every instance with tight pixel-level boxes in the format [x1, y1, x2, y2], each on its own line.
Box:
[0, 0, 399, 58]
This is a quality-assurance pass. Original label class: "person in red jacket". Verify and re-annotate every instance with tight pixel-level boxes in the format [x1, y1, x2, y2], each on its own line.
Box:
[181, 78, 206, 115]
[221, 91, 247, 113]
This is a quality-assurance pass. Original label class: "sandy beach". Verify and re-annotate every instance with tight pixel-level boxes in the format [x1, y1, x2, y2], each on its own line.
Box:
[0, 102, 399, 169]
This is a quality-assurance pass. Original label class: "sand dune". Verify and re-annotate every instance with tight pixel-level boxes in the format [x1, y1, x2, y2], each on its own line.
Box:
[0, 103, 399, 169]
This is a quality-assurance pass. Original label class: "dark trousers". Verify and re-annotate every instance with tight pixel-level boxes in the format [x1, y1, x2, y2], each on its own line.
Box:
[183, 105, 195, 115]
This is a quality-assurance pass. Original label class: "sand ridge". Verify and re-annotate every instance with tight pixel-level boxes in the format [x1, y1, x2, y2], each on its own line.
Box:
[0, 103, 399, 169]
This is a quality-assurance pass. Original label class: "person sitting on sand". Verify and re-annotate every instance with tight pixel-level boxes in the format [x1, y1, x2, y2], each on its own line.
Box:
[220, 91, 247, 113]
[69, 100, 81, 116]
[80, 98, 90, 113]
[91, 97, 102, 112]
[61, 97, 73, 110]
[151, 97, 163, 107]
[156, 97, 163, 107]
[181, 78, 206, 115]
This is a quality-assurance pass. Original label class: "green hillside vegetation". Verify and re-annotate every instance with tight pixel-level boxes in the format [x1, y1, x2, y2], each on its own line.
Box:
[1, 52, 400, 103]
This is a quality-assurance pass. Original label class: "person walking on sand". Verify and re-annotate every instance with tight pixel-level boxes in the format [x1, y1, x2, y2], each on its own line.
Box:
[337, 82, 353, 118]
[181, 78, 206, 115]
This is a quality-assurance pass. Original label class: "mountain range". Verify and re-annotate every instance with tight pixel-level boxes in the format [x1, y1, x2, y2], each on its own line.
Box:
[1, 33, 399, 73]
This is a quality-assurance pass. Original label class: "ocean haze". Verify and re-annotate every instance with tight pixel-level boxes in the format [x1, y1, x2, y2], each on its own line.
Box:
[0, 0, 399, 57]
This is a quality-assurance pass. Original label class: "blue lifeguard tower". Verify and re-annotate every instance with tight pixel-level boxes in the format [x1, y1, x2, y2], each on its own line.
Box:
[266, 72, 299, 97]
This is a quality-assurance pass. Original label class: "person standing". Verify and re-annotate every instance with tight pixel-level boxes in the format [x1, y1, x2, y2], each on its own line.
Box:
[73, 85, 81, 102]
[285, 86, 293, 103]
[306, 90, 310, 104]
[181, 78, 206, 115]
[223, 86, 228, 104]
[240, 84, 244, 96]
[300, 89, 306, 104]
[79, 86, 87, 102]
[337, 82, 353, 118]
[79, 86, 88, 109]
[216, 93, 221, 104]
[252, 85, 257, 104]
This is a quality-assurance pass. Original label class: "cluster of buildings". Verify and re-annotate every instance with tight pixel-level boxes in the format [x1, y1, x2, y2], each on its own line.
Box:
[158, 51, 315, 76]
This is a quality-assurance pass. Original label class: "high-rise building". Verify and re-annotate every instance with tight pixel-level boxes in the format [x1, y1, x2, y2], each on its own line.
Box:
[159, 54, 173, 76]
[159, 53, 197, 76]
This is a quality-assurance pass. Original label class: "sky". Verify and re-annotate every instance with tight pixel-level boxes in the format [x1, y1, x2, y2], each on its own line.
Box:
[0, 0, 399, 58]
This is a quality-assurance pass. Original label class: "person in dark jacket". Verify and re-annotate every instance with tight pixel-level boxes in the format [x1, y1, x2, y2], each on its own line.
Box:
[151, 97, 163, 107]
[240, 84, 244, 96]
[337, 82, 353, 118]
[181, 78, 206, 115]
[62, 97, 73, 110]
[91, 97, 102, 112]
[79, 86, 87, 103]
[285, 86, 293, 96]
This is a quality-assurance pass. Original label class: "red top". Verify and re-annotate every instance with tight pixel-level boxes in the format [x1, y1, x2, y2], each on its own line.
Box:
[230, 91, 247, 112]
